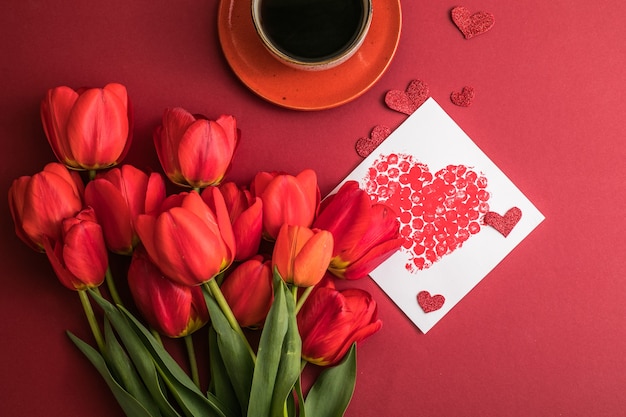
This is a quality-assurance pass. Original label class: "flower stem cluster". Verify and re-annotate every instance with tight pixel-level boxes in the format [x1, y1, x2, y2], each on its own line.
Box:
[8, 83, 403, 417]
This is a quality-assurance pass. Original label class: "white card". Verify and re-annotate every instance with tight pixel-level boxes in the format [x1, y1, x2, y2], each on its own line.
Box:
[335, 98, 544, 333]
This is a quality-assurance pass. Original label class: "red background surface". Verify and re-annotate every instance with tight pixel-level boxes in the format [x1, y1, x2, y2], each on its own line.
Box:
[2, 1, 625, 416]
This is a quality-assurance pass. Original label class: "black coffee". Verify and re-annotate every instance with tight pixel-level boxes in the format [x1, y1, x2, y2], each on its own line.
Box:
[260, 0, 364, 61]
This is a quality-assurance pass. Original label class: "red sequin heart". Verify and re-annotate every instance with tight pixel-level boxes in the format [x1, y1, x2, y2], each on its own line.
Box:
[417, 291, 445, 313]
[451, 6, 495, 39]
[385, 79, 430, 115]
[356, 125, 392, 157]
[364, 153, 490, 272]
[484, 207, 522, 237]
[450, 86, 475, 107]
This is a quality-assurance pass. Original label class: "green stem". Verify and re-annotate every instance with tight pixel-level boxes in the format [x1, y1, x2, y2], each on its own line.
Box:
[150, 328, 163, 346]
[184, 335, 200, 388]
[105, 266, 123, 306]
[205, 279, 256, 361]
[295, 285, 314, 314]
[88, 170, 97, 181]
[78, 290, 105, 352]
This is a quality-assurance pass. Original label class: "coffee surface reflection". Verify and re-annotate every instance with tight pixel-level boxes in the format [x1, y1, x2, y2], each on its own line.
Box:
[260, 0, 364, 61]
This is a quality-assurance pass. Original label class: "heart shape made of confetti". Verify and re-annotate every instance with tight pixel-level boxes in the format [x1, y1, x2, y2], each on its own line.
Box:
[417, 291, 445, 313]
[384, 79, 430, 115]
[363, 153, 490, 272]
[450, 86, 475, 107]
[484, 207, 522, 237]
[356, 125, 392, 157]
[451, 6, 495, 39]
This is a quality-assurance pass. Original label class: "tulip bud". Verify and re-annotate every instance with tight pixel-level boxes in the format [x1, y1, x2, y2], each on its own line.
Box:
[220, 256, 273, 328]
[313, 181, 403, 280]
[272, 224, 333, 287]
[43, 208, 108, 291]
[251, 169, 320, 240]
[297, 283, 382, 366]
[85, 165, 166, 255]
[135, 190, 235, 286]
[153, 108, 239, 188]
[8, 162, 84, 251]
[204, 182, 262, 261]
[40, 83, 132, 170]
[128, 247, 209, 338]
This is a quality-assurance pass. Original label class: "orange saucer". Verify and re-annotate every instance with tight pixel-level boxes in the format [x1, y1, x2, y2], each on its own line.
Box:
[218, 0, 402, 111]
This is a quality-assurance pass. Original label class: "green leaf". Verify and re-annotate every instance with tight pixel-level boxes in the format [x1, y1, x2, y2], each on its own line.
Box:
[204, 290, 254, 415]
[247, 274, 300, 417]
[118, 303, 231, 417]
[89, 290, 229, 417]
[269, 282, 302, 416]
[67, 331, 157, 417]
[304, 344, 358, 417]
[87, 291, 181, 417]
[208, 326, 242, 416]
[103, 319, 163, 417]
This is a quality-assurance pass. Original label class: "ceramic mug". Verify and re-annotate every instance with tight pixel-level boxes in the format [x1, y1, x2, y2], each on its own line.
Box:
[251, 0, 373, 71]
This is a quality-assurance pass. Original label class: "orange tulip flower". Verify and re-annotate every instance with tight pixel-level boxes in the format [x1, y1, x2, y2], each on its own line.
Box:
[272, 224, 333, 287]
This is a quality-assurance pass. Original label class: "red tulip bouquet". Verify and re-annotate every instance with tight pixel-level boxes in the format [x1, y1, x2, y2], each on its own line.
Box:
[8, 83, 403, 417]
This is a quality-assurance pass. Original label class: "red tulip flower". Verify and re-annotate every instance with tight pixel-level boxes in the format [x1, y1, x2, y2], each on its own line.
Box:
[153, 108, 239, 188]
[135, 189, 235, 286]
[297, 280, 382, 366]
[220, 256, 273, 328]
[43, 208, 108, 291]
[128, 247, 209, 338]
[272, 224, 333, 287]
[8, 162, 84, 251]
[204, 182, 262, 261]
[40, 83, 132, 170]
[85, 165, 166, 255]
[313, 181, 403, 280]
[251, 169, 320, 240]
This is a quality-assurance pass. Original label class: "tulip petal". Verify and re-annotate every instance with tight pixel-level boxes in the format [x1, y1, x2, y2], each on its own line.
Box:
[314, 181, 371, 257]
[231, 196, 262, 260]
[343, 204, 400, 261]
[66, 88, 129, 168]
[63, 221, 108, 285]
[179, 120, 230, 187]
[85, 179, 134, 254]
[41, 86, 79, 166]
[340, 237, 404, 280]
[293, 230, 333, 287]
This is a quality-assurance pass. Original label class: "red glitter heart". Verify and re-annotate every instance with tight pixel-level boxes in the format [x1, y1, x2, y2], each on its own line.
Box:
[364, 153, 490, 272]
[451, 6, 495, 39]
[450, 86, 475, 107]
[484, 207, 522, 237]
[384, 79, 430, 115]
[417, 291, 445, 313]
[356, 125, 392, 158]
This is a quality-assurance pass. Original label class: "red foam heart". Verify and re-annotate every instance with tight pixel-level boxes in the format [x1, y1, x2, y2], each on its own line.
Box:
[451, 6, 495, 39]
[356, 125, 392, 158]
[385, 79, 430, 115]
[364, 153, 490, 272]
[450, 86, 475, 107]
[484, 207, 522, 237]
[417, 291, 445, 313]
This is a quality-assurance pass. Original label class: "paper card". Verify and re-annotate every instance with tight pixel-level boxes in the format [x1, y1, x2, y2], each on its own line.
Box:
[336, 98, 544, 333]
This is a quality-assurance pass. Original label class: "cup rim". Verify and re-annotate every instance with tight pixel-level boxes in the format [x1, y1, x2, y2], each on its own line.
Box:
[251, 0, 373, 70]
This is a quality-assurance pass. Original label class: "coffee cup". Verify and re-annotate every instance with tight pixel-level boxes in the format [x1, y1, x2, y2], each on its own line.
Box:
[251, 0, 373, 71]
